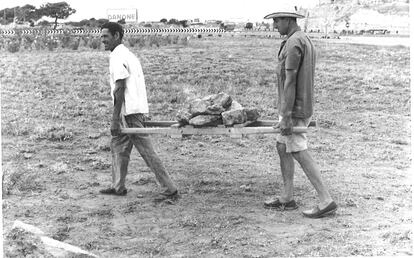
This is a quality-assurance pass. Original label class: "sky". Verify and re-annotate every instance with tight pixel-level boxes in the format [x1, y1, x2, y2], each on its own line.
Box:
[0, 0, 319, 22]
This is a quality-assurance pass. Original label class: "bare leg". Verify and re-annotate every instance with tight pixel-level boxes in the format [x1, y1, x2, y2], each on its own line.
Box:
[292, 150, 333, 208]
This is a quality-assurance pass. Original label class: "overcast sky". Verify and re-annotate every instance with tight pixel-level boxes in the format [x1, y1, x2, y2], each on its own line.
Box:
[0, 0, 319, 22]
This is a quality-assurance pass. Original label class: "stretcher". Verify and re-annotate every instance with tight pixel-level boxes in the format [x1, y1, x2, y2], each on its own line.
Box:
[120, 120, 316, 138]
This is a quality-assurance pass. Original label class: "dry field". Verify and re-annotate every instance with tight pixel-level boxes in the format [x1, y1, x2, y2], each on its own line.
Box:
[1, 35, 411, 257]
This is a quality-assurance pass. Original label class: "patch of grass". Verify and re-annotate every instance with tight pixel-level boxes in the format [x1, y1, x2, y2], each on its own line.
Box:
[4, 228, 53, 258]
[31, 125, 74, 142]
[2, 165, 44, 195]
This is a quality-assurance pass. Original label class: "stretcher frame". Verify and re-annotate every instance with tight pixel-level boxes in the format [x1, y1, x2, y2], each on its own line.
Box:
[120, 120, 316, 138]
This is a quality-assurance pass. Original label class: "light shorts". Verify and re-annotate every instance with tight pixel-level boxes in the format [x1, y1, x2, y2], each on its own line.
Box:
[276, 116, 311, 153]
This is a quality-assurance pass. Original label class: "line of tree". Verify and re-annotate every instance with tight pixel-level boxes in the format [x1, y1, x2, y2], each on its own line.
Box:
[159, 18, 190, 27]
[0, 1, 76, 29]
[67, 18, 109, 28]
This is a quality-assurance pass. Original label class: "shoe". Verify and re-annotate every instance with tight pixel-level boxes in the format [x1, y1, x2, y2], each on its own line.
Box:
[264, 198, 298, 210]
[154, 189, 179, 201]
[302, 201, 337, 218]
[99, 188, 127, 196]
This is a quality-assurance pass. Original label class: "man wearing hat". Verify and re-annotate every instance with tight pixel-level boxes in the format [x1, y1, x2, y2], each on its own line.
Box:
[263, 7, 337, 218]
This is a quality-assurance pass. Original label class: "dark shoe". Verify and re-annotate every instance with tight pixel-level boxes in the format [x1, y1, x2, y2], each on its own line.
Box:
[99, 188, 127, 196]
[154, 189, 178, 202]
[302, 201, 338, 218]
[264, 198, 298, 210]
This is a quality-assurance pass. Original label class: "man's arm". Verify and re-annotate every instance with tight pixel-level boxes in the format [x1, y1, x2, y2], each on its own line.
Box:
[111, 79, 126, 136]
[279, 69, 297, 135]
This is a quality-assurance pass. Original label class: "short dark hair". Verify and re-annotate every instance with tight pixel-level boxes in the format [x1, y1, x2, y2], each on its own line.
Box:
[101, 22, 124, 40]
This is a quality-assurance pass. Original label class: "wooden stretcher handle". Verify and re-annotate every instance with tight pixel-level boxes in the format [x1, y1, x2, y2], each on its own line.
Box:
[121, 126, 307, 135]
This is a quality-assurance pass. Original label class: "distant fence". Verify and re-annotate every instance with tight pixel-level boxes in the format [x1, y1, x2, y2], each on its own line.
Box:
[0, 28, 283, 38]
[0, 28, 228, 36]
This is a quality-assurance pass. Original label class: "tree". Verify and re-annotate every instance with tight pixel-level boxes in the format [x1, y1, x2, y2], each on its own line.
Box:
[97, 18, 109, 27]
[160, 18, 167, 23]
[79, 19, 90, 26]
[38, 20, 50, 27]
[179, 20, 188, 27]
[15, 5, 36, 23]
[168, 18, 179, 25]
[0, 7, 17, 24]
[117, 18, 126, 24]
[39, 2, 76, 29]
[0, 5, 42, 24]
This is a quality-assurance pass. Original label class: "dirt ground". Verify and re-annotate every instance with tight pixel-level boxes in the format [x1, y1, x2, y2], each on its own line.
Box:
[1, 36, 412, 257]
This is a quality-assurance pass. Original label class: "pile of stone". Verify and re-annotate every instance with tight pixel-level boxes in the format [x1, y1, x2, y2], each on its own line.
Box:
[176, 92, 260, 127]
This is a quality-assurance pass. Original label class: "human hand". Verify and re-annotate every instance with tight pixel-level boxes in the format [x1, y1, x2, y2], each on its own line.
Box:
[279, 116, 293, 136]
[111, 120, 121, 136]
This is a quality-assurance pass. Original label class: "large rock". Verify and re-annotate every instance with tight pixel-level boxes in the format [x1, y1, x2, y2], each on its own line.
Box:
[176, 92, 260, 127]
[188, 98, 210, 116]
[176, 109, 192, 126]
[189, 115, 222, 127]
[245, 108, 260, 121]
[221, 109, 247, 126]
[204, 92, 232, 109]
[206, 104, 226, 115]
[188, 92, 232, 116]
[226, 100, 243, 111]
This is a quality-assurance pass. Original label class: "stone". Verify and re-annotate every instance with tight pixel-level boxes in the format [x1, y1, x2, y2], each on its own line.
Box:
[221, 109, 247, 126]
[176, 93, 260, 127]
[188, 92, 232, 116]
[245, 108, 260, 121]
[189, 115, 222, 127]
[204, 92, 233, 109]
[188, 98, 210, 116]
[206, 104, 226, 115]
[176, 109, 193, 125]
[227, 100, 243, 111]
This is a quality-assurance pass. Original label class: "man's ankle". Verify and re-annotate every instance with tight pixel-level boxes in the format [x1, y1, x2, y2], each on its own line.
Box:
[318, 199, 334, 209]
[280, 195, 294, 203]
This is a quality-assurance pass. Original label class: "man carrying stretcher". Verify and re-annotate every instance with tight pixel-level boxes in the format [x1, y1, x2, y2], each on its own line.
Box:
[263, 6, 337, 218]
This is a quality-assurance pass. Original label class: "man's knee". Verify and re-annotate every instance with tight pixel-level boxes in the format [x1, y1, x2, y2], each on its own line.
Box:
[291, 150, 305, 161]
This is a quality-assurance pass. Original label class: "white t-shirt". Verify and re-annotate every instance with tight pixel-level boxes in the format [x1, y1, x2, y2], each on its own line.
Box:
[109, 44, 149, 115]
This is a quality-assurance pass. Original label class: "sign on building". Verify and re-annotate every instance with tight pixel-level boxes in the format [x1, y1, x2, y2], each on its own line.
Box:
[107, 9, 138, 23]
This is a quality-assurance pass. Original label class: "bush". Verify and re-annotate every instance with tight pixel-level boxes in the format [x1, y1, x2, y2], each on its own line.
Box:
[0, 31, 192, 53]
[149, 35, 160, 47]
[61, 33, 71, 49]
[89, 38, 101, 49]
[71, 38, 80, 50]
[46, 37, 58, 51]
[34, 36, 45, 50]
[22, 35, 35, 50]
[127, 37, 138, 47]
[7, 40, 20, 53]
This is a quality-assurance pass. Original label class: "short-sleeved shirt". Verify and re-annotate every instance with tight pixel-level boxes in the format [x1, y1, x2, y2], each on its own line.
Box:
[276, 27, 316, 119]
[109, 44, 149, 115]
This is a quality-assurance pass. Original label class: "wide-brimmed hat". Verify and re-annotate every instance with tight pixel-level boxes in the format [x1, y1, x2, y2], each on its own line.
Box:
[264, 6, 305, 19]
